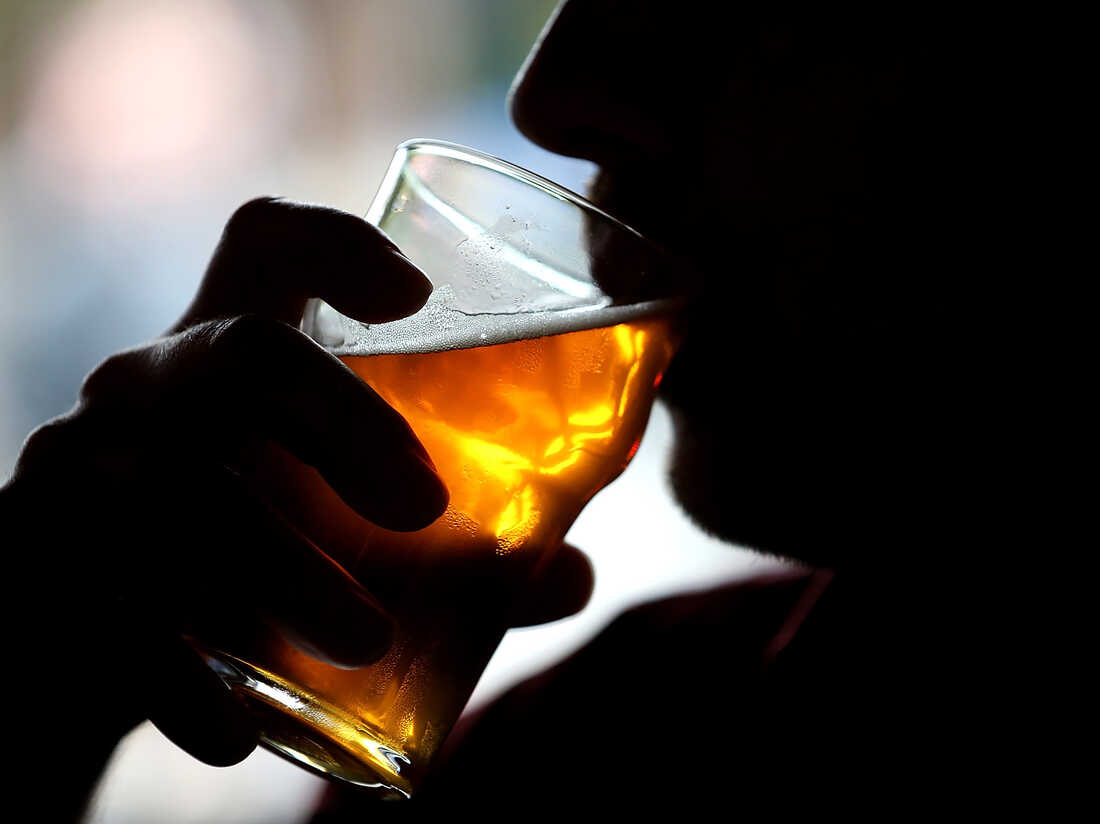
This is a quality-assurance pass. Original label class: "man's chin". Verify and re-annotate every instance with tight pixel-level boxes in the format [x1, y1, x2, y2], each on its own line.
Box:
[664, 403, 846, 571]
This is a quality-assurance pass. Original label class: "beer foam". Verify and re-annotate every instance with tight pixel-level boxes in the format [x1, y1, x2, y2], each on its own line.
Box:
[303, 288, 683, 356]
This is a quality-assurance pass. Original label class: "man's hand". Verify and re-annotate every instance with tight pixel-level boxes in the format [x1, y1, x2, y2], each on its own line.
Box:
[1, 199, 593, 801]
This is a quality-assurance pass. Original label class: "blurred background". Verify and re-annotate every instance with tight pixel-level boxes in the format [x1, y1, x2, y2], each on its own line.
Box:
[1, 1, 788, 821]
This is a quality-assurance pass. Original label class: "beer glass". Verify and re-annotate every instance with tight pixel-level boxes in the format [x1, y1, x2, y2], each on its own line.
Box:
[199, 140, 688, 798]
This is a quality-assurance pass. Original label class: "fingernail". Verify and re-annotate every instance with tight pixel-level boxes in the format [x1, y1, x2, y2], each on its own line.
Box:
[289, 603, 395, 670]
[391, 455, 449, 530]
[373, 226, 404, 253]
[388, 249, 433, 299]
[356, 602, 397, 663]
[403, 434, 436, 470]
[327, 597, 396, 668]
[353, 248, 432, 323]
[411, 453, 449, 514]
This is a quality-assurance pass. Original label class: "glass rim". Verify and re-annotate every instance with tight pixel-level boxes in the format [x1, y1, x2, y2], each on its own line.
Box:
[392, 138, 655, 249]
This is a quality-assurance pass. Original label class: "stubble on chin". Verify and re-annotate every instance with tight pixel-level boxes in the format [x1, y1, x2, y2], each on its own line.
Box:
[663, 401, 839, 571]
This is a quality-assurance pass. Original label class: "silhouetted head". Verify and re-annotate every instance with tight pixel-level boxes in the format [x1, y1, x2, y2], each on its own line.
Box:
[511, 3, 971, 569]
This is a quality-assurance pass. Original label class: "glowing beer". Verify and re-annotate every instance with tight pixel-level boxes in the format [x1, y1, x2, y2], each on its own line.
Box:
[200, 141, 690, 797]
[207, 309, 676, 796]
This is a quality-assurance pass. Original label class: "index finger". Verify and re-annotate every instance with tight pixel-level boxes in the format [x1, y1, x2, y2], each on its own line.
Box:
[171, 198, 432, 332]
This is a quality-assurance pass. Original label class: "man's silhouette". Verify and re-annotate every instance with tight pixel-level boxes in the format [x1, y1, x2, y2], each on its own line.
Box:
[2, 3, 991, 818]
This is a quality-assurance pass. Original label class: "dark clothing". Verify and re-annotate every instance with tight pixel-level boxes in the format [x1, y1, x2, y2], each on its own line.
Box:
[313, 567, 964, 816]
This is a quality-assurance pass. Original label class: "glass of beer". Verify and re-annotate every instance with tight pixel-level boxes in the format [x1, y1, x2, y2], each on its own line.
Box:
[198, 140, 689, 798]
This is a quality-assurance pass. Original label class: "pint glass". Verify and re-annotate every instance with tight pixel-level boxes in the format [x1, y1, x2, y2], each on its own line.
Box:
[199, 140, 687, 798]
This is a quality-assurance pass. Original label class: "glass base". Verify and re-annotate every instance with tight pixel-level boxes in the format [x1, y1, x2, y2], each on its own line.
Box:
[201, 650, 418, 800]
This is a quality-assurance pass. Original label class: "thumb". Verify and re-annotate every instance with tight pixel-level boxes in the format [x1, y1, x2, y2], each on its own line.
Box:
[506, 543, 595, 627]
[143, 634, 259, 767]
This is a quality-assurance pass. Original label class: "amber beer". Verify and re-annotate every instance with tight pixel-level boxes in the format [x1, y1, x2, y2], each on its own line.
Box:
[203, 305, 678, 796]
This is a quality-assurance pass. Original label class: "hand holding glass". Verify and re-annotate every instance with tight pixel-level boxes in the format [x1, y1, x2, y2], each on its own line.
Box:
[198, 141, 685, 798]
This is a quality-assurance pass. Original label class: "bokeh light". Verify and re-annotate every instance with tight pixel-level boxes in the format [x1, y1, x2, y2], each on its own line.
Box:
[20, 0, 266, 203]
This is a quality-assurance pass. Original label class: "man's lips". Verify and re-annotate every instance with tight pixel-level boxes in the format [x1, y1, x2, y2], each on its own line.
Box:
[584, 169, 660, 244]
[584, 167, 708, 304]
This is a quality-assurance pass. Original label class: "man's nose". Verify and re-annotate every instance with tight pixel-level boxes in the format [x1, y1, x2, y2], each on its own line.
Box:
[508, 0, 681, 167]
